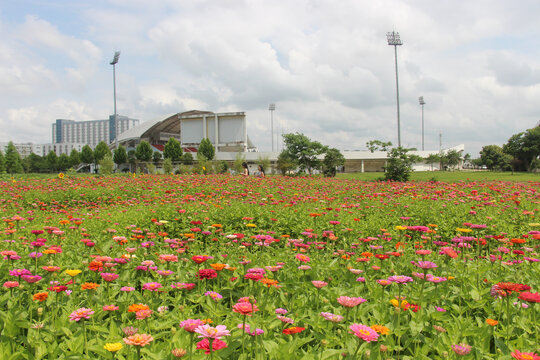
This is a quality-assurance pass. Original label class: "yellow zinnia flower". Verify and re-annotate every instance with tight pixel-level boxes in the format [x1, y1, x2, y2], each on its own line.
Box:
[65, 270, 82, 277]
[104, 343, 123, 352]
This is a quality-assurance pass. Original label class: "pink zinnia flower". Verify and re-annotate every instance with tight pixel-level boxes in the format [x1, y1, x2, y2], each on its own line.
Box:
[350, 324, 379, 342]
[135, 309, 153, 320]
[194, 324, 230, 339]
[452, 344, 472, 356]
[337, 296, 367, 308]
[196, 338, 227, 354]
[232, 302, 259, 316]
[312, 281, 328, 288]
[21, 275, 42, 283]
[69, 307, 94, 321]
[277, 315, 294, 324]
[180, 319, 204, 332]
[237, 323, 264, 336]
[320, 312, 344, 323]
[3, 281, 19, 288]
[100, 273, 119, 282]
[511, 350, 540, 360]
[123, 334, 153, 347]
[275, 308, 288, 315]
[103, 304, 119, 311]
[295, 254, 311, 263]
[413, 261, 437, 269]
[387, 275, 413, 284]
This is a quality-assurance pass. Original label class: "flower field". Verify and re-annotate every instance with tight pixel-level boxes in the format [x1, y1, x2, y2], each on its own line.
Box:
[0, 174, 539, 359]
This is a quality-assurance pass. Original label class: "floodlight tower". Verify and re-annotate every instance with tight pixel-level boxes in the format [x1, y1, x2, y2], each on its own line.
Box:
[269, 103, 276, 152]
[110, 51, 121, 147]
[419, 96, 426, 150]
[387, 31, 403, 147]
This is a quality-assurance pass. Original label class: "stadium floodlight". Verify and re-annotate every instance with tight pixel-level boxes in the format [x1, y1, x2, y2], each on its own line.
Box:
[110, 51, 121, 147]
[269, 104, 276, 152]
[387, 31, 403, 147]
[418, 96, 426, 151]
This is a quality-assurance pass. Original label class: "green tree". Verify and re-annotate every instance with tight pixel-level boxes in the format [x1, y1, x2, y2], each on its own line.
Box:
[181, 152, 194, 165]
[479, 145, 507, 170]
[163, 158, 173, 174]
[0, 150, 5, 173]
[153, 151, 162, 164]
[135, 141, 153, 162]
[58, 154, 71, 171]
[80, 145, 94, 166]
[233, 153, 246, 174]
[442, 149, 462, 170]
[503, 127, 540, 171]
[425, 153, 440, 171]
[25, 153, 47, 173]
[45, 151, 58, 172]
[198, 138, 215, 161]
[113, 145, 128, 166]
[276, 151, 297, 175]
[366, 140, 393, 153]
[163, 137, 183, 162]
[98, 155, 114, 175]
[69, 149, 81, 167]
[322, 148, 345, 177]
[5, 142, 23, 173]
[282, 133, 327, 174]
[94, 141, 111, 164]
[384, 147, 419, 182]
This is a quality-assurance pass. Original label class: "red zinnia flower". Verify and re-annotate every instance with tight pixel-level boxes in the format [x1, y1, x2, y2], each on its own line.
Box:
[283, 327, 305, 335]
[197, 269, 218, 280]
[518, 291, 540, 303]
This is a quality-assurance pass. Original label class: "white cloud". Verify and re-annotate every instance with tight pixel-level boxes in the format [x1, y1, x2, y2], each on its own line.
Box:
[0, 0, 539, 157]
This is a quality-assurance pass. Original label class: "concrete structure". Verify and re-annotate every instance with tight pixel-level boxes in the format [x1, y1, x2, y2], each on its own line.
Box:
[116, 110, 253, 152]
[53, 115, 139, 148]
[214, 144, 465, 173]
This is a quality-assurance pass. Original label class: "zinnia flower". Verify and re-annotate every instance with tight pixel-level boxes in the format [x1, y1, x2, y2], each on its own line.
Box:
[370, 325, 390, 335]
[69, 307, 94, 321]
[312, 281, 328, 288]
[320, 312, 344, 323]
[196, 338, 227, 354]
[104, 343, 123, 352]
[452, 344, 472, 356]
[180, 319, 205, 332]
[486, 318, 498, 326]
[197, 269, 218, 280]
[511, 350, 540, 360]
[349, 324, 379, 342]
[232, 301, 259, 315]
[123, 334, 153, 347]
[194, 324, 231, 339]
[518, 291, 540, 303]
[33, 292, 48, 302]
[337, 296, 366, 308]
[282, 327, 305, 335]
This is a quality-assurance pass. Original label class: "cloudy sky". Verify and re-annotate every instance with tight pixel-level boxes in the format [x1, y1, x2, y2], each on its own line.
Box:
[1, 0, 540, 157]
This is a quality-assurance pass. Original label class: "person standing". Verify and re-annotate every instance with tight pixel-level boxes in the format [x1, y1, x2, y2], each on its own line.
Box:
[242, 162, 249, 176]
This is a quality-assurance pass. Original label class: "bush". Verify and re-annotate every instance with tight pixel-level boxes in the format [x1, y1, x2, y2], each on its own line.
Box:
[384, 147, 419, 182]
[98, 155, 114, 175]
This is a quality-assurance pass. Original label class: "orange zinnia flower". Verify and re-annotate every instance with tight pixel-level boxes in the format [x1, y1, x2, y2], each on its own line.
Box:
[33, 292, 48, 302]
[210, 263, 226, 271]
[260, 278, 279, 288]
[370, 325, 390, 335]
[486, 319, 498, 326]
[128, 303, 150, 313]
[81, 282, 100, 290]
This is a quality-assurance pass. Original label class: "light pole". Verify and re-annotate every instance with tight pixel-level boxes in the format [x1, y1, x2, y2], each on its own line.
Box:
[387, 31, 403, 147]
[418, 96, 425, 151]
[269, 103, 275, 152]
[110, 51, 120, 147]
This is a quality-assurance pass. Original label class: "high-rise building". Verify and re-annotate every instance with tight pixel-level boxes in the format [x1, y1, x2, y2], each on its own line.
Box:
[52, 115, 139, 148]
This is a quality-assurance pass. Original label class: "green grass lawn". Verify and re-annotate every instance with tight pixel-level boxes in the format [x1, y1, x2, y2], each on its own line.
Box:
[336, 170, 540, 182]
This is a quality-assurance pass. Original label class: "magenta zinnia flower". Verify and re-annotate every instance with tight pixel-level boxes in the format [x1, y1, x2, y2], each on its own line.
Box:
[320, 312, 344, 322]
[69, 307, 94, 321]
[312, 281, 328, 288]
[194, 324, 230, 339]
[196, 338, 227, 354]
[350, 324, 379, 342]
[142, 282, 162, 291]
[337, 296, 367, 308]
